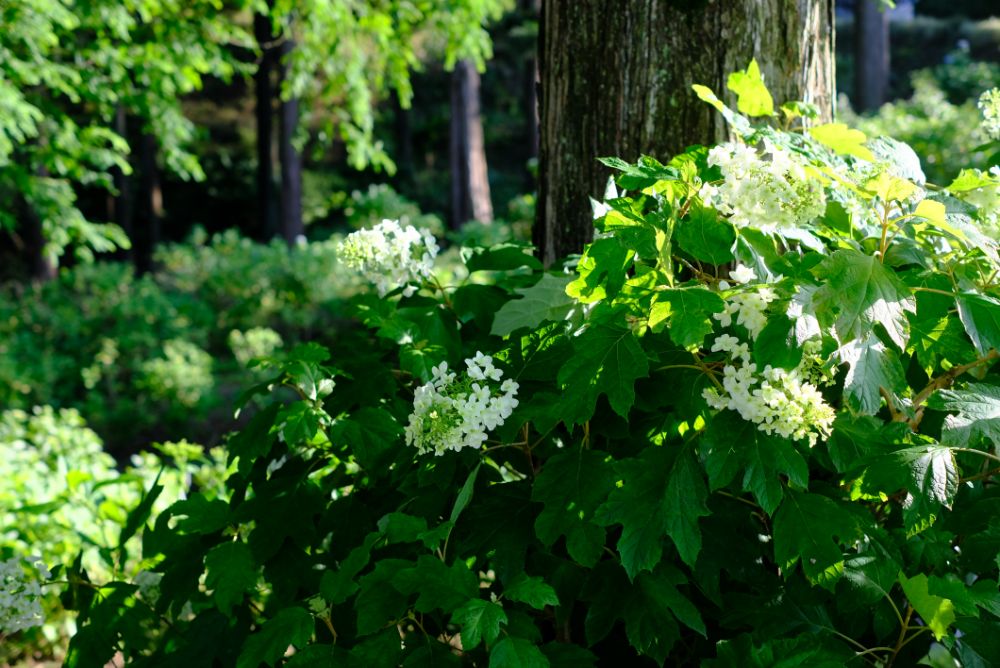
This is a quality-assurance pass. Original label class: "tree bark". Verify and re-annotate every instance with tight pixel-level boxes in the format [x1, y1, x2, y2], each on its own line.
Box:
[521, 0, 541, 169]
[279, 38, 303, 244]
[854, 0, 890, 112]
[134, 132, 162, 274]
[450, 59, 494, 229]
[535, 0, 835, 265]
[109, 106, 133, 258]
[21, 192, 56, 282]
[255, 10, 279, 239]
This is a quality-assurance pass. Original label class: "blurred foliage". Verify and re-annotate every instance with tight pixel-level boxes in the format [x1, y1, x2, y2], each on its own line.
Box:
[841, 68, 994, 183]
[0, 406, 228, 664]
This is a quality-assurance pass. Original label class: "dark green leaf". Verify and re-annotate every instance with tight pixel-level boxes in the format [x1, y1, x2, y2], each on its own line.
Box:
[236, 607, 314, 668]
[675, 204, 736, 265]
[773, 491, 858, 589]
[452, 598, 507, 648]
[835, 333, 906, 415]
[957, 293, 1000, 356]
[503, 574, 559, 609]
[490, 637, 550, 668]
[491, 274, 575, 336]
[205, 541, 258, 616]
[930, 383, 1000, 448]
[648, 286, 725, 349]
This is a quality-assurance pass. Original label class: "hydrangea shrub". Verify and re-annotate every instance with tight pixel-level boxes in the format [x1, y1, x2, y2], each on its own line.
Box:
[36, 68, 1000, 666]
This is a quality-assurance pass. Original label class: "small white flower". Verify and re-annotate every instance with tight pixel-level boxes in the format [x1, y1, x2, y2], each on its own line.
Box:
[730, 264, 757, 285]
[0, 557, 46, 633]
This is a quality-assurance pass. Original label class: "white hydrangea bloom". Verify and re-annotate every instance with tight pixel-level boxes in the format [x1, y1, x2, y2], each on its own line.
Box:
[979, 88, 1000, 140]
[338, 219, 439, 297]
[405, 353, 519, 456]
[713, 285, 777, 340]
[701, 140, 826, 231]
[0, 557, 47, 634]
[703, 337, 834, 447]
[729, 263, 757, 285]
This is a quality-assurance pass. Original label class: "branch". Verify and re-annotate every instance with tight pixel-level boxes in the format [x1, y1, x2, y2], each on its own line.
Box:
[901, 350, 999, 431]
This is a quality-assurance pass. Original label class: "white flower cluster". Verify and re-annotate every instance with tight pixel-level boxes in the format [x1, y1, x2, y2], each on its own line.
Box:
[713, 264, 777, 339]
[0, 556, 48, 634]
[338, 219, 439, 297]
[979, 88, 1000, 140]
[700, 140, 826, 232]
[405, 352, 519, 456]
[703, 265, 834, 447]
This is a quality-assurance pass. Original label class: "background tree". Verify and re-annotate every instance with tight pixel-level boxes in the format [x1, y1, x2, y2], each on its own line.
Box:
[449, 59, 494, 228]
[854, 0, 891, 112]
[534, 0, 835, 264]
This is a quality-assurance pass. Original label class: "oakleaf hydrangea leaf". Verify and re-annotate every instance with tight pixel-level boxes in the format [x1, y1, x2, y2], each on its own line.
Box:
[236, 607, 314, 668]
[773, 491, 858, 590]
[491, 274, 575, 336]
[205, 541, 258, 616]
[557, 323, 648, 424]
[453, 598, 507, 649]
[929, 383, 1000, 447]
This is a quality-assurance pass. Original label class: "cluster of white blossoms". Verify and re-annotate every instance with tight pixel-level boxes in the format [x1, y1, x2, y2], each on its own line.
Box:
[713, 264, 777, 339]
[700, 140, 826, 232]
[980, 88, 1000, 140]
[338, 219, 439, 297]
[702, 265, 835, 447]
[0, 556, 48, 634]
[405, 352, 519, 456]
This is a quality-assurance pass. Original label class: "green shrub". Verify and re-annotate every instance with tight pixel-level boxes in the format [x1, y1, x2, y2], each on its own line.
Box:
[42, 68, 1000, 666]
[842, 70, 992, 183]
[0, 406, 227, 664]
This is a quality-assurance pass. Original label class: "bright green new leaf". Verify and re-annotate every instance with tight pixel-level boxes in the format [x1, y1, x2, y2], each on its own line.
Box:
[236, 607, 314, 668]
[809, 123, 875, 161]
[899, 573, 955, 641]
[491, 275, 576, 336]
[453, 598, 507, 648]
[675, 204, 736, 265]
[205, 541, 258, 616]
[726, 59, 774, 117]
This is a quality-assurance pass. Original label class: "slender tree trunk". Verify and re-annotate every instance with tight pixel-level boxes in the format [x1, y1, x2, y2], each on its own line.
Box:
[255, 10, 279, 239]
[279, 38, 303, 244]
[521, 0, 540, 170]
[110, 106, 133, 257]
[535, 0, 835, 265]
[450, 59, 493, 229]
[134, 133, 162, 274]
[393, 91, 415, 187]
[21, 190, 56, 282]
[854, 0, 889, 112]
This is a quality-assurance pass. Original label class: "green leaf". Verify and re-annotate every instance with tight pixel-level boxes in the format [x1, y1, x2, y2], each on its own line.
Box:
[205, 541, 258, 616]
[320, 533, 379, 604]
[503, 574, 559, 610]
[772, 491, 858, 589]
[490, 637, 550, 668]
[355, 559, 410, 635]
[277, 401, 321, 445]
[236, 607, 314, 668]
[813, 249, 916, 349]
[391, 556, 478, 614]
[566, 237, 632, 304]
[898, 573, 955, 641]
[378, 513, 429, 544]
[809, 123, 875, 161]
[538, 643, 597, 668]
[662, 448, 711, 568]
[451, 463, 480, 523]
[166, 494, 230, 535]
[753, 314, 803, 370]
[648, 287, 725, 349]
[491, 275, 576, 336]
[956, 293, 1000, 356]
[594, 448, 708, 578]
[726, 59, 774, 117]
[906, 445, 960, 509]
[929, 383, 1000, 448]
[557, 323, 649, 424]
[865, 171, 919, 203]
[117, 471, 163, 558]
[464, 244, 543, 272]
[532, 449, 614, 567]
[834, 334, 906, 415]
[675, 204, 736, 265]
[452, 598, 507, 649]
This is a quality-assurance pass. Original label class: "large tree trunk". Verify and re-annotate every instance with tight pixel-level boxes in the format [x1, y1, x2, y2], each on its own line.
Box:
[21, 191, 56, 282]
[450, 59, 493, 229]
[854, 0, 890, 112]
[535, 0, 835, 265]
[279, 38, 303, 244]
[255, 10, 279, 239]
[134, 132, 162, 274]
